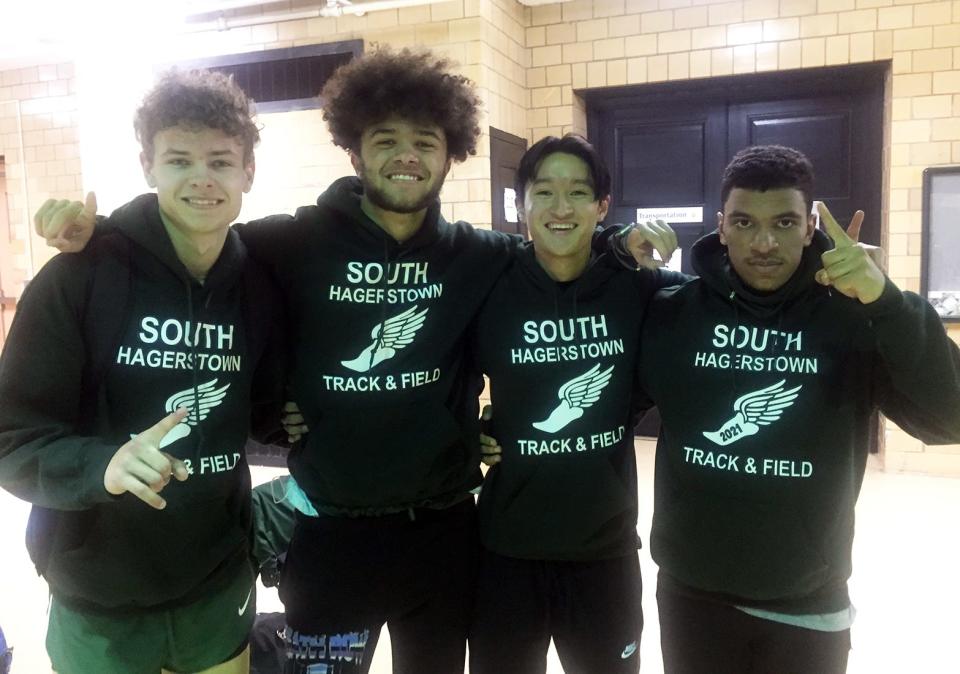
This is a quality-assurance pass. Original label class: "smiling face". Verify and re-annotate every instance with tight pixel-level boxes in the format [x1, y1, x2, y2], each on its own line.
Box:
[718, 187, 816, 292]
[141, 125, 254, 239]
[351, 116, 451, 215]
[520, 152, 610, 279]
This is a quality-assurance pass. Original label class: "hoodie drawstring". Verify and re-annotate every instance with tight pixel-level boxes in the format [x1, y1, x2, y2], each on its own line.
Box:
[369, 238, 392, 372]
[728, 290, 741, 411]
[186, 281, 205, 453]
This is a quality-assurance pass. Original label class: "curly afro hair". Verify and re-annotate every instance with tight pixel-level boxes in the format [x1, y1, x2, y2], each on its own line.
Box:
[321, 47, 482, 162]
[135, 69, 260, 164]
[720, 145, 815, 213]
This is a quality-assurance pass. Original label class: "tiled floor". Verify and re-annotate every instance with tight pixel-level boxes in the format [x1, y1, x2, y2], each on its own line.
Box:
[1, 439, 958, 673]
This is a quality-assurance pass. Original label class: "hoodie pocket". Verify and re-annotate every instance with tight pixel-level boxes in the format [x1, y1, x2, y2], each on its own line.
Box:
[26, 506, 96, 576]
[485, 452, 636, 559]
[300, 400, 468, 509]
[653, 488, 833, 601]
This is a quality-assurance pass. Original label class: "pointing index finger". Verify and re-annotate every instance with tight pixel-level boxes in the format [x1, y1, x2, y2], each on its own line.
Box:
[816, 201, 854, 249]
[140, 408, 189, 446]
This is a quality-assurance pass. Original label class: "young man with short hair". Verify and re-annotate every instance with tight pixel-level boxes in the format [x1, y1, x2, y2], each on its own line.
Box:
[469, 134, 682, 674]
[638, 145, 960, 673]
[0, 70, 283, 674]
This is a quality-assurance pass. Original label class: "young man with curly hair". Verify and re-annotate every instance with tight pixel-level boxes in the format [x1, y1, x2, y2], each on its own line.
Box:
[638, 146, 960, 673]
[233, 48, 516, 674]
[35, 48, 669, 673]
[1, 70, 285, 673]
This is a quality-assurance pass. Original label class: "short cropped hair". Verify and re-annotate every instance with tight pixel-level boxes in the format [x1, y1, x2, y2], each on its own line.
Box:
[134, 70, 259, 164]
[515, 133, 611, 202]
[720, 145, 814, 213]
[320, 47, 482, 162]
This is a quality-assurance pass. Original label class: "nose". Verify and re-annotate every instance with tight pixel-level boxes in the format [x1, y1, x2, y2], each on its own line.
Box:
[751, 226, 779, 253]
[188, 164, 215, 188]
[392, 140, 421, 166]
[551, 193, 574, 217]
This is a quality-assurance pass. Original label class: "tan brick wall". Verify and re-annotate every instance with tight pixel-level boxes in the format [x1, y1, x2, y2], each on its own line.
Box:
[176, 0, 527, 230]
[238, 109, 354, 224]
[522, 0, 960, 474]
[2, 0, 957, 472]
[0, 62, 80, 302]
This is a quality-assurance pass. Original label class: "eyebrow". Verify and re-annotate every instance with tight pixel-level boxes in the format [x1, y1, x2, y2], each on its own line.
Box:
[159, 148, 239, 157]
[726, 210, 804, 220]
[368, 127, 443, 141]
[531, 177, 594, 188]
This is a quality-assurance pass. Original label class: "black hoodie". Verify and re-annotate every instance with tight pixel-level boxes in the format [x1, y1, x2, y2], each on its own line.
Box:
[0, 194, 284, 611]
[474, 245, 685, 560]
[235, 177, 519, 514]
[639, 230, 960, 614]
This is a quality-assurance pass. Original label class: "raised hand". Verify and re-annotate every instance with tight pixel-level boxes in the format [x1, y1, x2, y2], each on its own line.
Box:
[815, 202, 886, 304]
[33, 191, 97, 253]
[103, 408, 190, 510]
[625, 219, 678, 270]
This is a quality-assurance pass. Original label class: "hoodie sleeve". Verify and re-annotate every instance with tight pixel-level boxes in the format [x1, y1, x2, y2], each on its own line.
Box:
[248, 274, 290, 446]
[651, 268, 692, 289]
[864, 279, 960, 444]
[0, 255, 119, 510]
[248, 333, 288, 447]
[233, 213, 300, 273]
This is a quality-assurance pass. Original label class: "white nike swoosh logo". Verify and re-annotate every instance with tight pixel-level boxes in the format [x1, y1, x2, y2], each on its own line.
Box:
[237, 587, 253, 615]
[621, 641, 638, 659]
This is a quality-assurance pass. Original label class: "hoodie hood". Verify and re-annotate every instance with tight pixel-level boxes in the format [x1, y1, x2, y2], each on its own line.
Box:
[515, 242, 619, 299]
[316, 176, 444, 255]
[107, 192, 247, 292]
[691, 229, 832, 320]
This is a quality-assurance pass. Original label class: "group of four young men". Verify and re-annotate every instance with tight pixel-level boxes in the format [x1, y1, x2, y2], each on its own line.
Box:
[3, 46, 959, 674]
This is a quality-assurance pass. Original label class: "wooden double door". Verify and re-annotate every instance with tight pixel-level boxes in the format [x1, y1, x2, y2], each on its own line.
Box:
[586, 63, 886, 273]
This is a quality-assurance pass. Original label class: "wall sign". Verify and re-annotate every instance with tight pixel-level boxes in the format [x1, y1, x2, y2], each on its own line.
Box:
[636, 206, 703, 223]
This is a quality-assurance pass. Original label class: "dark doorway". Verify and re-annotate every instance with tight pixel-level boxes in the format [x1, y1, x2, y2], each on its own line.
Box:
[586, 62, 886, 274]
[585, 63, 887, 449]
[489, 127, 528, 237]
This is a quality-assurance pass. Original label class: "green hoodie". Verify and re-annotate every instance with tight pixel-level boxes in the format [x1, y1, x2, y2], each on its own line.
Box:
[0, 194, 284, 611]
[639, 229, 960, 614]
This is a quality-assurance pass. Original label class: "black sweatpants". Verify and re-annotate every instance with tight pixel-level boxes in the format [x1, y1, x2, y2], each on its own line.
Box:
[279, 499, 479, 674]
[469, 549, 643, 674]
[657, 574, 851, 674]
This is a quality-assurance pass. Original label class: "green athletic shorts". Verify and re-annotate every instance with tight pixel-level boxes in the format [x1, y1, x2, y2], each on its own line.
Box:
[46, 565, 256, 674]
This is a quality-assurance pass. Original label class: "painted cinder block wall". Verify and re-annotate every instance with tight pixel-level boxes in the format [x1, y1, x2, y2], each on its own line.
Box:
[0, 62, 81, 336]
[0, 0, 957, 473]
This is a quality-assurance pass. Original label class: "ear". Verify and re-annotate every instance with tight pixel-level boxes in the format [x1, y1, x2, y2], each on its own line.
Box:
[140, 151, 157, 188]
[716, 210, 726, 245]
[515, 195, 526, 224]
[243, 156, 256, 193]
[349, 150, 362, 176]
[596, 195, 610, 224]
[802, 213, 816, 247]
